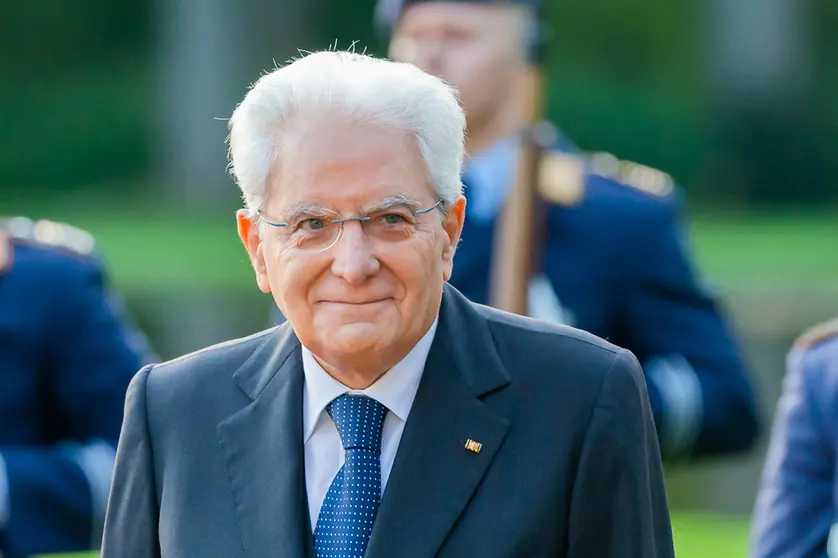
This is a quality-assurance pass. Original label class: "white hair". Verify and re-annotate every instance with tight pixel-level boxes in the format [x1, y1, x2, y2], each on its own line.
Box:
[226, 50, 467, 219]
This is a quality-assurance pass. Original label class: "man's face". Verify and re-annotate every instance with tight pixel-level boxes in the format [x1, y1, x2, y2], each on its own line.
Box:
[390, 3, 526, 130]
[238, 115, 465, 360]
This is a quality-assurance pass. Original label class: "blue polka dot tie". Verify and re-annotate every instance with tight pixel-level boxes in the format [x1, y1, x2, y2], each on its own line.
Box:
[314, 394, 388, 558]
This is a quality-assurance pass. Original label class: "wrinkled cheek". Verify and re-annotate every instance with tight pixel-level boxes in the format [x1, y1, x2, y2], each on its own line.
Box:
[268, 244, 290, 264]
[263, 252, 294, 302]
[274, 256, 331, 312]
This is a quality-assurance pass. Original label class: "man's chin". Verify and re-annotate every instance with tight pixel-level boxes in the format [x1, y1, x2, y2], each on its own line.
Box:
[319, 322, 394, 354]
[336, 321, 383, 340]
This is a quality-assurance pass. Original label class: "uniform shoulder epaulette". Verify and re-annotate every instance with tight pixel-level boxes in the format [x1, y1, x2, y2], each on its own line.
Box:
[793, 318, 838, 351]
[0, 216, 97, 258]
[586, 151, 675, 198]
[537, 152, 585, 206]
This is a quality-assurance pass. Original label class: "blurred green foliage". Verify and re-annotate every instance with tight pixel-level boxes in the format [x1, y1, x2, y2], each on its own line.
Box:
[2, 0, 837, 206]
[0, 2, 151, 188]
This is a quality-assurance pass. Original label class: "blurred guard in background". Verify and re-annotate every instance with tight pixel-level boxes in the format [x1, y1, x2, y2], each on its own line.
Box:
[750, 319, 838, 558]
[0, 217, 153, 558]
[369, 0, 759, 461]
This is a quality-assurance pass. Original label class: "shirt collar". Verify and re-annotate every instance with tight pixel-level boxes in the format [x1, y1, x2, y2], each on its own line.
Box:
[461, 136, 518, 222]
[302, 315, 439, 443]
[463, 136, 518, 186]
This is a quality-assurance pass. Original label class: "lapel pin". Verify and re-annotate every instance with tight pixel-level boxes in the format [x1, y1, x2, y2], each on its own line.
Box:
[464, 439, 483, 454]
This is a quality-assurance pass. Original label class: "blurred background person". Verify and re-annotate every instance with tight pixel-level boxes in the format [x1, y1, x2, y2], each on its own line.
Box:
[750, 319, 838, 558]
[364, 0, 759, 463]
[0, 217, 154, 558]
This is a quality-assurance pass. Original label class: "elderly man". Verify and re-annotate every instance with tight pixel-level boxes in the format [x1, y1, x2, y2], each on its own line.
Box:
[356, 0, 760, 462]
[102, 51, 674, 557]
[750, 319, 838, 558]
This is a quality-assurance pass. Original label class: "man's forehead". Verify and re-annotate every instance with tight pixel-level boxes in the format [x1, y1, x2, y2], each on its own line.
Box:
[269, 148, 431, 215]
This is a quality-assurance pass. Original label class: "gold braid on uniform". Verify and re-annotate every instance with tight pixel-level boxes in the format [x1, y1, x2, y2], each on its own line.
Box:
[537, 152, 586, 206]
[587, 151, 675, 198]
[0, 216, 97, 259]
[537, 150, 675, 207]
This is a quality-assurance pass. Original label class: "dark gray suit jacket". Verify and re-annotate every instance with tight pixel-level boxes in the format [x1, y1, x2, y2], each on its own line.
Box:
[101, 284, 674, 557]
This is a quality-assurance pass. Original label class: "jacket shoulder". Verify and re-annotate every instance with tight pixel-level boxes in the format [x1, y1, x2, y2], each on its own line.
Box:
[476, 302, 625, 373]
[479, 302, 616, 348]
[792, 318, 838, 352]
[148, 328, 278, 389]
[786, 320, 838, 412]
[476, 303, 644, 418]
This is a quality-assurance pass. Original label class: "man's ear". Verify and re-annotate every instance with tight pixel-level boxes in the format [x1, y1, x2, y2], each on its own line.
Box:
[441, 196, 466, 281]
[236, 210, 271, 293]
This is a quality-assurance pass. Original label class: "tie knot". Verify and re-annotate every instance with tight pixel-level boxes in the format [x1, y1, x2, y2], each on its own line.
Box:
[326, 394, 387, 453]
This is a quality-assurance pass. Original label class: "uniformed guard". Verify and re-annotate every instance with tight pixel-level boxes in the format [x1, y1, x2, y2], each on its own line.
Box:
[364, 0, 760, 461]
[0, 217, 154, 558]
[750, 319, 838, 558]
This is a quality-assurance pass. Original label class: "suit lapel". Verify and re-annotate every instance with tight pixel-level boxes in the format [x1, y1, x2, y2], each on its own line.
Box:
[366, 285, 511, 558]
[217, 325, 313, 558]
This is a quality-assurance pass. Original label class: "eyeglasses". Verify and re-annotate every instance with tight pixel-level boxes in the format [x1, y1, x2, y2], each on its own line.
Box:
[257, 199, 443, 253]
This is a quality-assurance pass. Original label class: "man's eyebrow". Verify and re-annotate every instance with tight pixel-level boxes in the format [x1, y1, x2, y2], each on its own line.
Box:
[280, 194, 421, 222]
[282, 202, 339, 223]
[362, 194, 421, 214]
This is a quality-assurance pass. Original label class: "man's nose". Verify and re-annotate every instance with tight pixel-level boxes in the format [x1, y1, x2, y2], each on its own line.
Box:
[330, 221, 380, 284]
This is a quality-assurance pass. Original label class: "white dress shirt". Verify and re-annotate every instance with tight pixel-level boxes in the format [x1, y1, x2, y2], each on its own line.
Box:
[302, 316, 438, 529]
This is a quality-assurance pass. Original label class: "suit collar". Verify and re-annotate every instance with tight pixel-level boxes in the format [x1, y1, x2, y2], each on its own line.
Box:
[220, 284, 511, 558]
[231, 323, 299, 400]
[366, 284, 512, 558]
[436, 282, 509, 397]
[218, 325, 313, 558]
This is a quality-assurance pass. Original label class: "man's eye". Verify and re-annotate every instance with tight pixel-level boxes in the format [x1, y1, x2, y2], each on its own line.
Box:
[302, 218, 326, 231]
[382, 214, 406, 225]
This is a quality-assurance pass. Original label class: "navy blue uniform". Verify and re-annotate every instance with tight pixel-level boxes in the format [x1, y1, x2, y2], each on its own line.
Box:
[0, 217, 153, 558]
[271, 135, 758, 461]
[751, 319, 838, 558]
[458, 138, 759, 461]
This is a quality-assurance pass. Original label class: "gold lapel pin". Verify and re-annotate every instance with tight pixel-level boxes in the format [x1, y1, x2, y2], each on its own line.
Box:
[464, 439, 483, 454]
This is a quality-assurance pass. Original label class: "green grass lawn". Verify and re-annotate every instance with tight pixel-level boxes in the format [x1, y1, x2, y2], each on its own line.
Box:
[690, 212, 838, 291]
[35, 512, 750, 557]
[8, 207, 836, 294]
[672, 512, 750, 557]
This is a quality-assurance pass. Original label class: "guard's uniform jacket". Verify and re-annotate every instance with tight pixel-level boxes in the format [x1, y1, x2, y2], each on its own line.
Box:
[0, 217, 153, 558]
[751, 319, 838, 558]
[272, 133, 759, 461]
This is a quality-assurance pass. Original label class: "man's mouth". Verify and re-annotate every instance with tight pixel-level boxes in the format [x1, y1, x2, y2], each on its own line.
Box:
[320, 298, 390, 306]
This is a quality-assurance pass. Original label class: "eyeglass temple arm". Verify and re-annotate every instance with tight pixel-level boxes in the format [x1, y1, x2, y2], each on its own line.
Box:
[256, 210, 288, 228]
